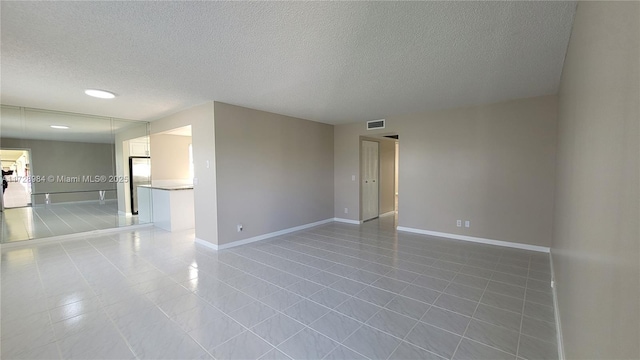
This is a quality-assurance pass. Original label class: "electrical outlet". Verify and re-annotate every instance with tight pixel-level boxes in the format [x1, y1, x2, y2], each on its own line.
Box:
[237, 224, 243, 232]
[344, 208, 348, 214]
[465, 220, 470, 228]
[456, 220, 462, 227]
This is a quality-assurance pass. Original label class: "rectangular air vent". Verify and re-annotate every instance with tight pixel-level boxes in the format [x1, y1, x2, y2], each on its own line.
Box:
[367, 119, 385, 130]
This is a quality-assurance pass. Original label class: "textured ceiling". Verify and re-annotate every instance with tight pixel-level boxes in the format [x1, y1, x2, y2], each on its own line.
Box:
[0, 1, 576, 125]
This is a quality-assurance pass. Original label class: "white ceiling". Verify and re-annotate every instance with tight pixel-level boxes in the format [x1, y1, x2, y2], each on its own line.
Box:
[0, 150, 28, 169]
[0, 150, 25, 161]
[0, 1, 576, 125]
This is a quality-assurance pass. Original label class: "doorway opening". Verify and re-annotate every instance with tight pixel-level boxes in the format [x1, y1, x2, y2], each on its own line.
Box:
[360, 135, 399, 225]
[129, 156, 151, 215]
[1, 148, 32, 209]
[143, 125, 195, 231]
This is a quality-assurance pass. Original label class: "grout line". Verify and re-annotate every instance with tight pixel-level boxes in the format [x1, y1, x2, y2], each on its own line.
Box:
[515, 256, 532, 358]
[450, 248, 503, 359]
[30, 207, 56, 238]
[31, 247, 65, 360]
[60, 238, 141, 359]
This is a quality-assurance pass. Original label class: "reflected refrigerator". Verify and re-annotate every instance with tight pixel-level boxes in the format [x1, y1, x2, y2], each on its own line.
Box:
[129, 156, 151, 215]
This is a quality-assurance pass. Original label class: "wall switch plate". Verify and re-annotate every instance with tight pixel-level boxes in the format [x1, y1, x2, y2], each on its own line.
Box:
[352, 175, 356, 181]
[456, 220, 462, 227]
[237, 224, 243, 232]
[465, 221, 470, 228]
[344, 208, 348, 214]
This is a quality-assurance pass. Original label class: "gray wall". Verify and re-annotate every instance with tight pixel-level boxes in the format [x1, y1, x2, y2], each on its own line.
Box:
[1, 138, 116, 204]
[335, 95, 557, 247]
[214, 102, 334, 245]
[552, 2, 639, 359]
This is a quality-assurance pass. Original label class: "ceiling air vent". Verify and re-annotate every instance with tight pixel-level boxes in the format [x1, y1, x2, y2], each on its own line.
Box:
[367, 119, 385, 130]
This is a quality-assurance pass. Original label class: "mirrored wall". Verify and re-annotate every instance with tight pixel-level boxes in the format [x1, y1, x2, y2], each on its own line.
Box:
[0, 105, 152, 243]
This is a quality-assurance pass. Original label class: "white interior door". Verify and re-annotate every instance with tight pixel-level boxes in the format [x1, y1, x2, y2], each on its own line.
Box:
[361, 140, 379, 221]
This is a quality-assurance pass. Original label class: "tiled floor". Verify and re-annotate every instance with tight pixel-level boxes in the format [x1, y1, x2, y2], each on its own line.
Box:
[1, 201, 141, 243]
[2, 179, 32, 208]
[0, 218, 559, 359]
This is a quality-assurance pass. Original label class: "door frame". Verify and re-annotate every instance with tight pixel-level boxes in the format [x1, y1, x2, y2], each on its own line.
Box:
[358, 135, 400, 223]
[1, 147, 34, 211]
[359, 138, 380, 222]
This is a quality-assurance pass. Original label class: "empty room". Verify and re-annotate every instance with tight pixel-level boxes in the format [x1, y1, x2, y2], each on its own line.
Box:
[0, 2, 637, 360]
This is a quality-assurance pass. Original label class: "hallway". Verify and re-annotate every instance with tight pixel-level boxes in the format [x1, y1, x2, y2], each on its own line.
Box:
[2, 178, 31, 208]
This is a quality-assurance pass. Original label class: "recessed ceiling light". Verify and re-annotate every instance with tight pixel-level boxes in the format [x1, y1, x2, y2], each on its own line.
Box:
[84, 89, 116, 99]
[50, 125, 70, 129]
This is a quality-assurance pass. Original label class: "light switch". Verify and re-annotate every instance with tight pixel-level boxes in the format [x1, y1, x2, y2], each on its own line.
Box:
[352, 175, 356, 181]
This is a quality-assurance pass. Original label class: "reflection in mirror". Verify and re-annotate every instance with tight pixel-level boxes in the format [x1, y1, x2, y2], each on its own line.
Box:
[0, 105, 151, 243]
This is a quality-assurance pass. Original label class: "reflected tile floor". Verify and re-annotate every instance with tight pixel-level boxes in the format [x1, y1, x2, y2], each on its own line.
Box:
[1, 201, 140, 243]
[2, 180, 31, 208]
[1, 219, 558, 359]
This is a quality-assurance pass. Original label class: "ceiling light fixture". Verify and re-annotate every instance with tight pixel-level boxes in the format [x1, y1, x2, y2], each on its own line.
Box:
[84, 89, 116, 99]
[50, 125, 70, 129]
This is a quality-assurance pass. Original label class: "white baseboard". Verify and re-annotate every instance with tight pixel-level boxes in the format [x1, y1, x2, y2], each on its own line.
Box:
[117, 210, 133, 217]
[194, 237, 218, 250]
[549, 253, 566, 360]
[195, 218, 335, 251]
[333, 218, 362, 225]
[0, 223, 154, 249]
[32, 199, 118, 207]
[379, 211, 396, 218]
[396, 226, 550, 253]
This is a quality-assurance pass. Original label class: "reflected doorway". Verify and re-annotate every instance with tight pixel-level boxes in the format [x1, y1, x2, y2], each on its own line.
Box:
[1, 148, 32, 209]
[129, 156, 151, 215]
